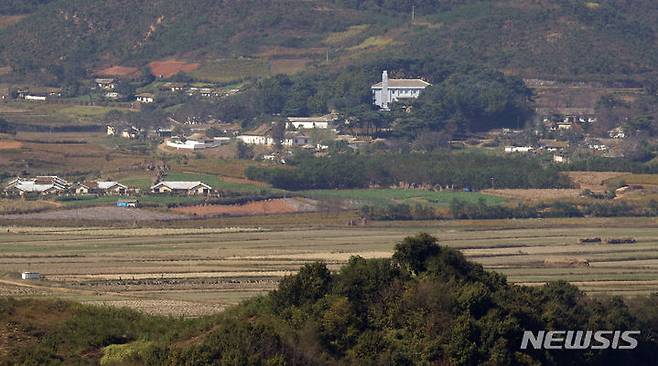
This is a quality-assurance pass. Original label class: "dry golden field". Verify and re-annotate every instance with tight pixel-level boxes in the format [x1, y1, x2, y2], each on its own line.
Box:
[1, 217, 658, 316]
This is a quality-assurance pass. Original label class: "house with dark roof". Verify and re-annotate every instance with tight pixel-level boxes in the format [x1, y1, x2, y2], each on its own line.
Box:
[371, 70, 431, 110]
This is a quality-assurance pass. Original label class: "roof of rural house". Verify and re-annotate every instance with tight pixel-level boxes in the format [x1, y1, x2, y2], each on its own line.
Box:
[95, 181, 126, 190]
[10, 181, 61, 193]
[287, 114, 336, 123]
[136, 92, 155, 98]
[371, 79, 431, 89]
[152, 181, 212, 190]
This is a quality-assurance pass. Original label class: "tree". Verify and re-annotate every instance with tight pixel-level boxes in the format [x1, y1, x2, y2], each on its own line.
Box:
[392, 233, 440, 275]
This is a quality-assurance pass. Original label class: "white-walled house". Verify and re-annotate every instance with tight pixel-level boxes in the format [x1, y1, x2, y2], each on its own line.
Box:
[150, 181, 213, 195]
[4, 176, 70, 196]
[286, 114, 336, 129]
[165, 137, 229, 150]
[504, 146, 534, 153]
[136, 93, 155, 103]
[371, 70, 430, 110]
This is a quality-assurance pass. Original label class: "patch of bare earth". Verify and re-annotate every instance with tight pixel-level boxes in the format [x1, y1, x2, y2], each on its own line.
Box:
[149, 60, 199, 78]
[566, 171, 626, 192]
[1, 207, 184, 221]
[482, 189, 582, 202]
[0, 140, 22, 150]
[96, 65, 139, 77]
[172, 198, 317, 217]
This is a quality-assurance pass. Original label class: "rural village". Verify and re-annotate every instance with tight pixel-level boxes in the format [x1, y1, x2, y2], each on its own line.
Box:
[1, 1, 658, 364]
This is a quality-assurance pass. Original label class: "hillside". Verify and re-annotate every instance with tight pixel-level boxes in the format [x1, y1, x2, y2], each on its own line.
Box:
[0, 0, 657, 83]
[2, 234, 658, 365]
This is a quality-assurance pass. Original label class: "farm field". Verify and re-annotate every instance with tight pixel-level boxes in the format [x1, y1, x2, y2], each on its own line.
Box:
[171, 197, 317, 217]
[189, 59, 269, 83]
[300, 188, 505, 208]
[2, 217, 658, 316]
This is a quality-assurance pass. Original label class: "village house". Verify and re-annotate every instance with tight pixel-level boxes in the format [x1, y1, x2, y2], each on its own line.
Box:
[106, 125, 117, 136]
[73, 181, 127, 195]
[165, 136, 229, 150]
[539, 139, 569, 152]
[282, 132, 311, 147]
[135, 93, 155, 103]
[286, 113, 337, 129]
[105, 91, 121, 100]
[371, 70, 431, 110]
[95, 78, 116, 90]
[553, 154, 569, 164]
[150, 181, 213, 195]
[237, 124, 273, 145]
[609, 127, 626, 139]
[4, 176, 70, 196]
[121, 126, 142, 139]
[24, 95, 47, 101]
[504, 146, 534, 153]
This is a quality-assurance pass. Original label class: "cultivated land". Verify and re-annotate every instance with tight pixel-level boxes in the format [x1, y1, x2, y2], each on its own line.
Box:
[1, 217, 658, 316]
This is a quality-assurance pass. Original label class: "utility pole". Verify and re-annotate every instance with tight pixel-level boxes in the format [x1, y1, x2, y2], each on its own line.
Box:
[325, 48, 329, 64]
[411, 5, 415, 25]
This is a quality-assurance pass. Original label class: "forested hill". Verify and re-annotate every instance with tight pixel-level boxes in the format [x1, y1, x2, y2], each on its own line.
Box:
[0, 0, 657, 82]
[2, 234, 658, 365]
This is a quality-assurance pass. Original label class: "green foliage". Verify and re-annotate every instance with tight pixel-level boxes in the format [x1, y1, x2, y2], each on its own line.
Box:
[393, 233, 439, 275]
[247, 152, 570, 190]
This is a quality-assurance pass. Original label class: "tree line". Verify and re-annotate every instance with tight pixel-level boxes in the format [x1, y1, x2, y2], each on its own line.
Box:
[246, 152, 570, 190]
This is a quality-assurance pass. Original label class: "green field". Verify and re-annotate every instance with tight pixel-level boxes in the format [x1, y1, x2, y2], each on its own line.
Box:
[189, 59, 270, 83]
[300, 188, 505, 207]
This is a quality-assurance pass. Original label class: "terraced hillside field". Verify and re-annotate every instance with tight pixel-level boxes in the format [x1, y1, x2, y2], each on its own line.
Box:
[1, 217, 658, 316]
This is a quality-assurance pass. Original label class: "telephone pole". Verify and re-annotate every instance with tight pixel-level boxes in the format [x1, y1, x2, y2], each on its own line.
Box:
[411, 5, 415, 24]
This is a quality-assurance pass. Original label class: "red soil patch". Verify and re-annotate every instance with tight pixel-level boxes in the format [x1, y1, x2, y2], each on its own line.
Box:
[148, 60, 200, 78]
[0, 15, 25, 29]
[96, 65, 139, 77]
[172, 198, 315, 217]
[0, 140, 22, 150]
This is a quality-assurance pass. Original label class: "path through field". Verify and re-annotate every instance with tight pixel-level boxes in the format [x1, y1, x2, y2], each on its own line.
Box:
[1, 217, 658, 316]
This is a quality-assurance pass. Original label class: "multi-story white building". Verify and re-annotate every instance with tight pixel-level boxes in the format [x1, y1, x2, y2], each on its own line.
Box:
[371, 70, 430, 110]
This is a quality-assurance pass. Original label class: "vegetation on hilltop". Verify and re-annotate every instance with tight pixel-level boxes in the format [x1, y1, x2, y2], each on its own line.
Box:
[2, 234, 658, 365]
[0, 0, 657, 82]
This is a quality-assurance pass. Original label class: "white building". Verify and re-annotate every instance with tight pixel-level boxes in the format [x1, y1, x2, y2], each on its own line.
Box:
[24, 95, 47, 101]
[371, 70, 430, 110]
[286, 114, 336, 129]
[4, 176, 70, 196]
[21, 272, 41, 280]
[135, 93, 155, 103]
[165, 137, 229, 150]
[504, 146, 534, 153]
[150, 181, 213, 195]
[237, 134, 272, 145]
[609, 127, 626, 139]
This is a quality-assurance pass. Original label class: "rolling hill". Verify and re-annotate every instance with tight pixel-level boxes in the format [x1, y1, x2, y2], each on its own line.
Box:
[0, 0, 657, 83]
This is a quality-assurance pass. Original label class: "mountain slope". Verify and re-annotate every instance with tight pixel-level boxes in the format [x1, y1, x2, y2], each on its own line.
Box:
[0, 0, 656, 81]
